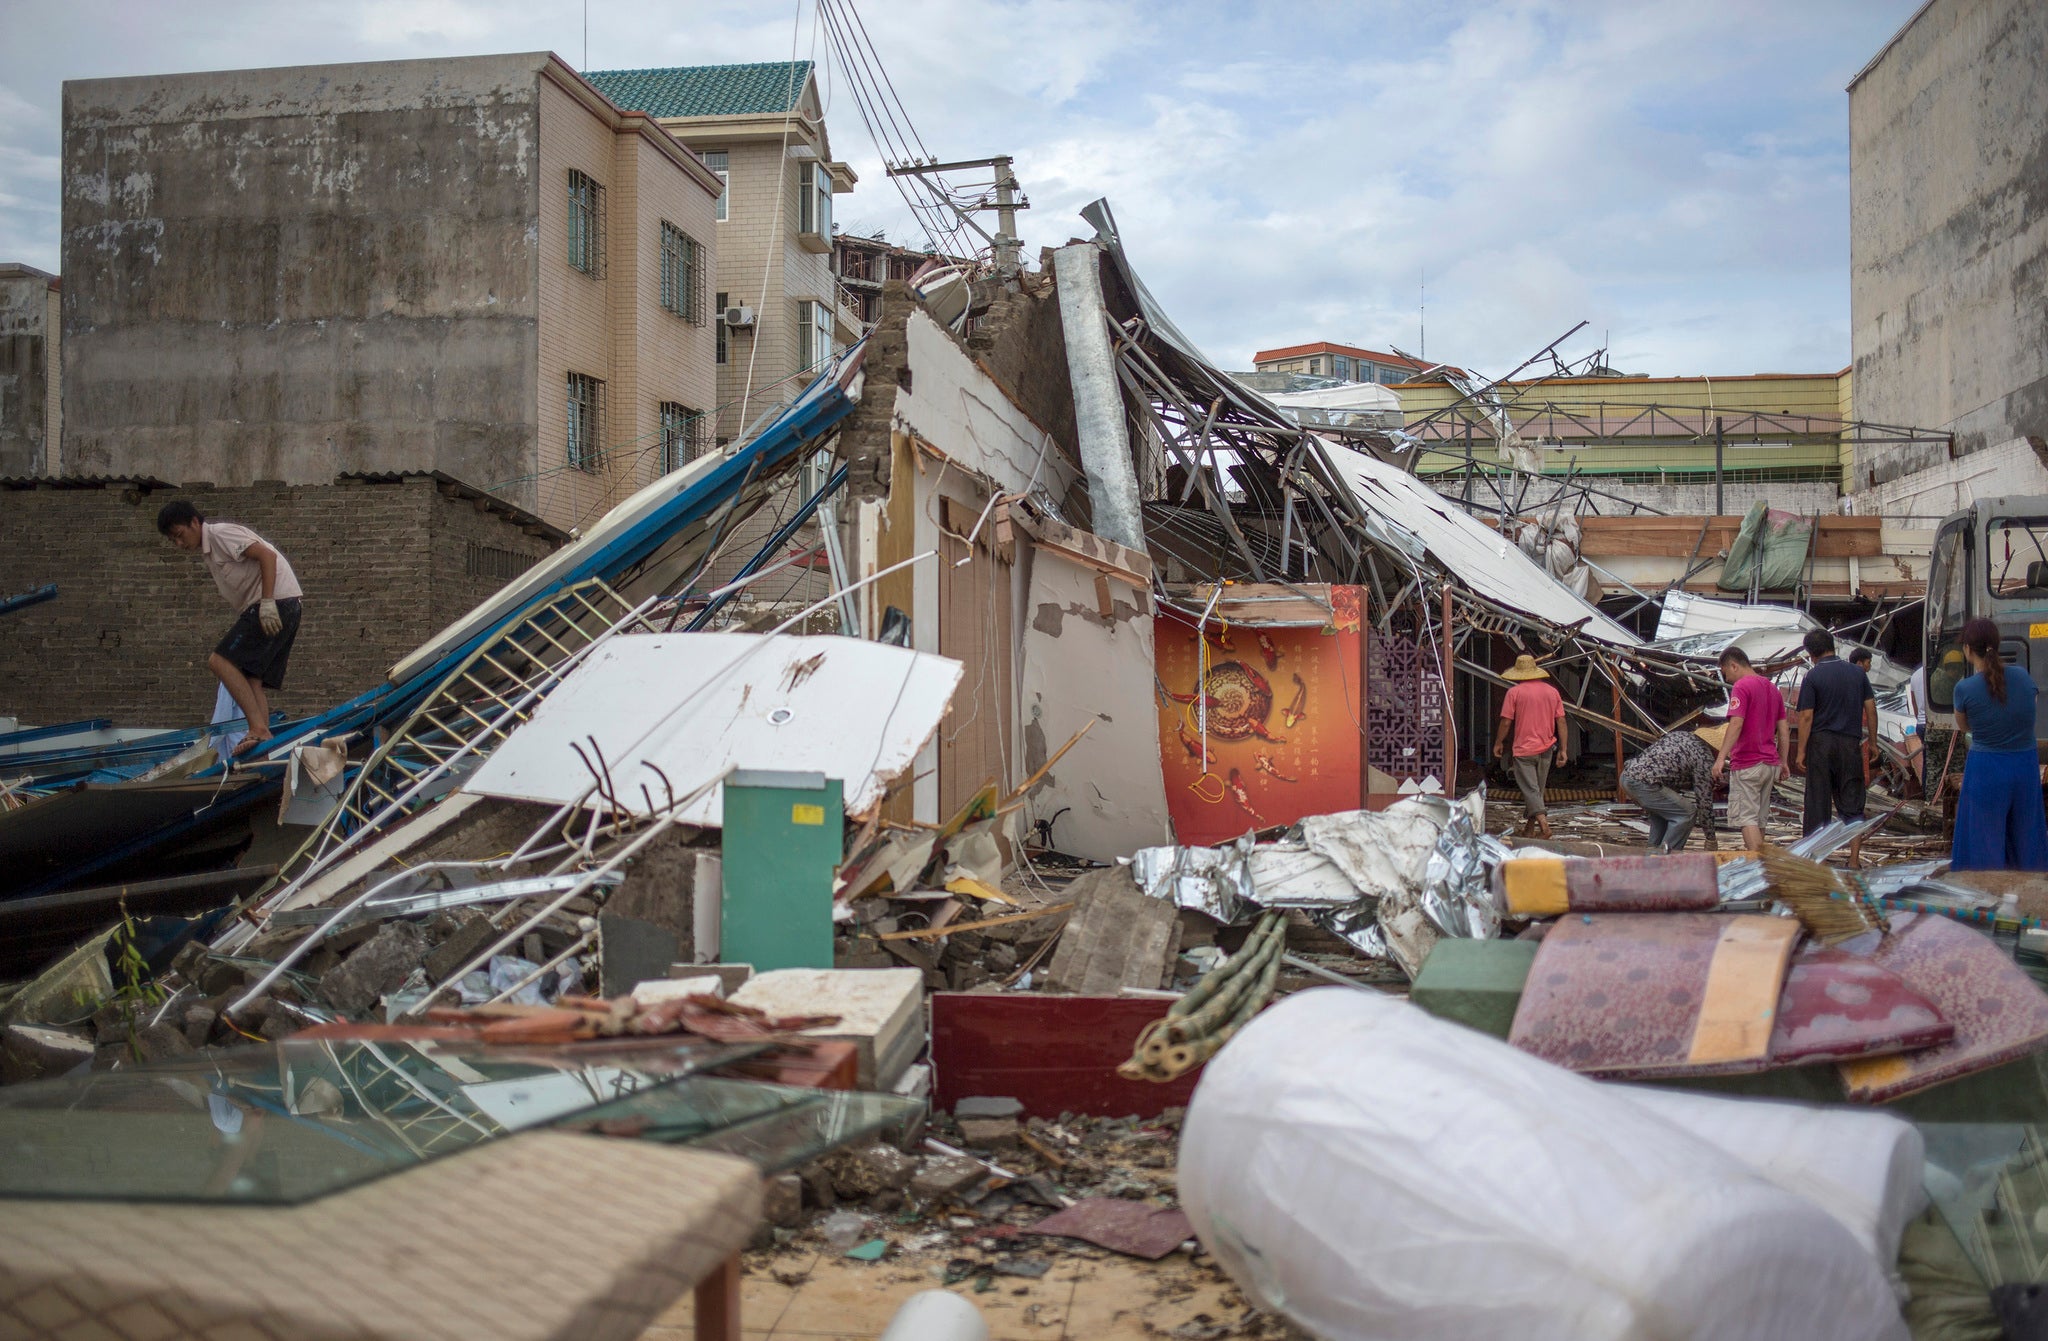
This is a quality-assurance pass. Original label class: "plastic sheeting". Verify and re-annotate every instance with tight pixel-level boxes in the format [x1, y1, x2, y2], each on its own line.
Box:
[1620, 1087, 1927, 1274]
[1719, 501, 1816, 594]
[1180, 988, 1909, 1341]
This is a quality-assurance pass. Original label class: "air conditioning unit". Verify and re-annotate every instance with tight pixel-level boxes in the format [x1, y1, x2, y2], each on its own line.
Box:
[722, 305, 755, 328]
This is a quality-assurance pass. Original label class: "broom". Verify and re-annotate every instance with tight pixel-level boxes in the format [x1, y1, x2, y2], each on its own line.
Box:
[1757, 842, 1890, 944]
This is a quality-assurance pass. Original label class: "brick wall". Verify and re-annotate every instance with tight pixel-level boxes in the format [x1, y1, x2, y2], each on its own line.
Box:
[0, 477, 561, 728]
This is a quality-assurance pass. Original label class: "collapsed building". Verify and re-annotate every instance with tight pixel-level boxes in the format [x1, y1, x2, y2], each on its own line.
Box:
[0, 197, 2029, 1341]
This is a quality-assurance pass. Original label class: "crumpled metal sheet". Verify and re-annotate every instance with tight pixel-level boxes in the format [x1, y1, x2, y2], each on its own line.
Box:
[1418, 798, 1507, 942]
[1130, 833, 1258, 922]
[1129, 793, 1505, 971]
[1315, 900, 1388, 958]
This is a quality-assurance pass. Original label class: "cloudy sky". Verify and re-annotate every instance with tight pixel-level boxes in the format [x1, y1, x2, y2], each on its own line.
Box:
[0, 0, 1919, 377]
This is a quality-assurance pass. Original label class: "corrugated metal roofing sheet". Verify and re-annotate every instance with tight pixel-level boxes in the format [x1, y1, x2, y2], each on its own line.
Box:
[585, 61, 812, 118]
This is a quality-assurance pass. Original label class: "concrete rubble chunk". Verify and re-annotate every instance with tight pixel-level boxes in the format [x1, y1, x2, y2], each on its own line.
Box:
[132, 1021, 196, 1063]
[317, 921, 429, 1015]
[957, 1116, 1022, 1152]
[1044, 865, 1182, 995]
[1, 1023, 94, 1084]
[181, 1004, 218, 1048]
[822, 1143, 918, 1200]
[763, 1172, 804, 1228]
[422, 915, 503, 982]
[910, 1154, 987, 1203]
[954, 1095, 1024, 1120]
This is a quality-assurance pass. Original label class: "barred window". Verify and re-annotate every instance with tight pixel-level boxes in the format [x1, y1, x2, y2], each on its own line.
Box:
[567, 169, 606, 277]
[660, 402, 708, 473]
[466, 542, 537, 582]
[659, 221, 705, 324]
[715, 290, 728, 364]
[566, 372, 605, 472]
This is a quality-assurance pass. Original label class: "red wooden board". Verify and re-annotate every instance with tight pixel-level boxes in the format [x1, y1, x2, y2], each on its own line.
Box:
[931, 993, 1200, 1119]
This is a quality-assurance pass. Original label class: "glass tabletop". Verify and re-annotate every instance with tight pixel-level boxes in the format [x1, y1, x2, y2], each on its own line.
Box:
[0, 1034, 766, 1205]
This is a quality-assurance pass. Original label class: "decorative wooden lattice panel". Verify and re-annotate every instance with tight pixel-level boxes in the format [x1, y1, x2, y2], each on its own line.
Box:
[1367, 620, 1446, 785]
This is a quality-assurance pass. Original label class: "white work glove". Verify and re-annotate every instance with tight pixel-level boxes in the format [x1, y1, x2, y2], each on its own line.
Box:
[258, 598, 282, 636]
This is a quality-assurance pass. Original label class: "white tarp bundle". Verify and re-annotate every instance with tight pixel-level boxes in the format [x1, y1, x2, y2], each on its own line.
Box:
[1180, 988, 1909, 1341]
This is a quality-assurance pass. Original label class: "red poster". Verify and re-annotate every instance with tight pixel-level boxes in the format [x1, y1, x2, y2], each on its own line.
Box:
[1154, 586, 1365, 845]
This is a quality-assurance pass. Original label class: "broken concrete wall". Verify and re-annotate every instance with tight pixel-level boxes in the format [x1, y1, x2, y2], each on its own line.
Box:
[60, 56, 548, 502]
[0, 265, 57, 478]
[1019, 539, 1171, 861]
[1850, 0, 2048, 488]
[0, 475, 562, 726]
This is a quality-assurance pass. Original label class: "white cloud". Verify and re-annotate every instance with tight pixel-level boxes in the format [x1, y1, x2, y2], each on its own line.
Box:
[0, 0, 1923, 379]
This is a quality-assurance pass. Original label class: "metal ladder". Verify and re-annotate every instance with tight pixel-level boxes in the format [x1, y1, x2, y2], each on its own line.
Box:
[274, 579, 656, 886]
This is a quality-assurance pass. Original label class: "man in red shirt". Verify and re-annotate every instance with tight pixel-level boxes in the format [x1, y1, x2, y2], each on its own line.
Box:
[1710, 646, 1789, 853]
[1492, 655, 1567, 838]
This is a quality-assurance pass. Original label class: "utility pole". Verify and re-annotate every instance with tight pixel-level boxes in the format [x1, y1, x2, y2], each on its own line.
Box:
[886, 155, 1028, 275]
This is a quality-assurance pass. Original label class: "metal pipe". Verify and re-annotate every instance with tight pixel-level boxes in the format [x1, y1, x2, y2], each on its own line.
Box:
[1054, 243, 1146, 551]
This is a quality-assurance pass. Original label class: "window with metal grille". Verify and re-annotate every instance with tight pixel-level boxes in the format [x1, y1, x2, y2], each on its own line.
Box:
[567, 169, 606, 277]
[660, 402, 707, 473]
[465, 542, 536, 581]
[566, 372, 605, 471]
[704, 151, 729, 222]
[659, 221, 704, 324]
[715, 291, 729, 364]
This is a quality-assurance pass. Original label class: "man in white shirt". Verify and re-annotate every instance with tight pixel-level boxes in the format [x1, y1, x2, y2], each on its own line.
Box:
[157, 500, 304, 757]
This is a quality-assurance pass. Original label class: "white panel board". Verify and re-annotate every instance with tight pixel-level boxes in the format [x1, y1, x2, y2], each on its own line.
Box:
[463, 633, 963, 826]
[1019, 549, 1171, 860]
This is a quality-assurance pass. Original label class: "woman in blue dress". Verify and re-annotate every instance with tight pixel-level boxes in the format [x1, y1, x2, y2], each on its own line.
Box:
[1951, 617, 2048, 870]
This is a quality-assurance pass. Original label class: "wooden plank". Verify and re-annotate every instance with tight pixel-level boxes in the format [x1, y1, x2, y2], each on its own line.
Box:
[1579, 515, 1881, 559]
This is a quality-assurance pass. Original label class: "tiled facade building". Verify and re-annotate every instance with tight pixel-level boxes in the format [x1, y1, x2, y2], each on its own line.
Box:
[587, 61, 860, 444]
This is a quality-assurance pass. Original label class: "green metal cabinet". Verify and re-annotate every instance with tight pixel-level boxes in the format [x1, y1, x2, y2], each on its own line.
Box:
[720, 770, 843, 972]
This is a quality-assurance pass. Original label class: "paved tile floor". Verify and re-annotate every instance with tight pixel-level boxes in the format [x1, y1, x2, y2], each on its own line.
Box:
[638, 1247, 1270, 1340]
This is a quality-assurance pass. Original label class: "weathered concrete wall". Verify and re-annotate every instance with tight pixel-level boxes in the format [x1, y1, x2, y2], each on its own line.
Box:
[60, 56, 549, 504]
[0, 265, 57, 477]
[1850, 0, 2048, 486]
[0, 475, 560, 727]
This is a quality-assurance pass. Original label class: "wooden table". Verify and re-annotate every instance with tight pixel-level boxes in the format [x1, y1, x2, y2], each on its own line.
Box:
[0, 1131, 759, 1340]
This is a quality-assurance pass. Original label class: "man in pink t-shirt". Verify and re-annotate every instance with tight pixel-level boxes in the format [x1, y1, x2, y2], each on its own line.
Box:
[1491, 655, 1567, 838]
[1710, 645, 1789, 853]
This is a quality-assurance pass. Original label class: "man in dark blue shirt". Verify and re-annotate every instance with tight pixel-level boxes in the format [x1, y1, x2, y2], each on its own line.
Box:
[1795, 628, 1877, 864]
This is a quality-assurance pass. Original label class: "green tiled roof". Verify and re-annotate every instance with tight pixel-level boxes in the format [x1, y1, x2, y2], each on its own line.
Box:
[585, 61, 812, 118]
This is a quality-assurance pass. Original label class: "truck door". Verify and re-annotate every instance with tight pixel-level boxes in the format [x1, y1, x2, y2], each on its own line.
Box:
[1925, 517, 1972, 719]
[1983, 513, 2048, 742]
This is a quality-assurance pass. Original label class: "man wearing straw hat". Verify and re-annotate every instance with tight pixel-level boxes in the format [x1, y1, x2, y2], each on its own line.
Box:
[1493, 654, 1567, 839]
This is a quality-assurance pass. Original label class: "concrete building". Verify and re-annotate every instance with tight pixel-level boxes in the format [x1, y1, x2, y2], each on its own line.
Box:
[1849, 0, 2048, 518]
[586, 62, 859, 443]
[1393, 370, 1855, 516]
[60, 53, 723, 533]
[1254, 340, 1426, 387]
[0, 263, 61, 477]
